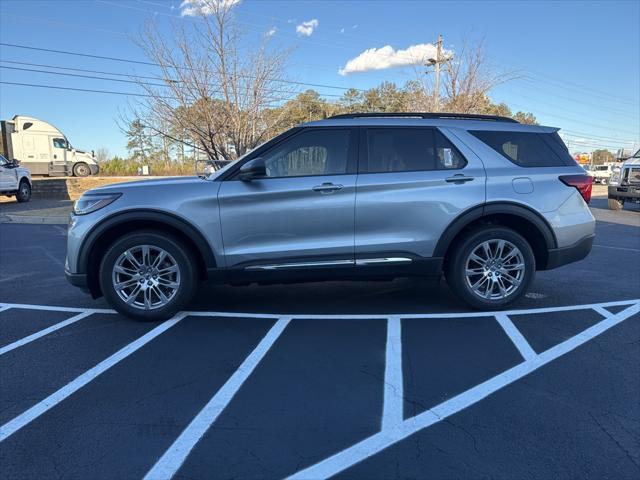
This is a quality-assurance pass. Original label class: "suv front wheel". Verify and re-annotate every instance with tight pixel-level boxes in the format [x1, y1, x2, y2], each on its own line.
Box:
[99, 231, 198, 321]
[446, 227, 535, 310]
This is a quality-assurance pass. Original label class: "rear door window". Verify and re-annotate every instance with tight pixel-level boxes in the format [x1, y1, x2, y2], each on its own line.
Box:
[470, 130, 574, 167]
[364, 128, 467, 173]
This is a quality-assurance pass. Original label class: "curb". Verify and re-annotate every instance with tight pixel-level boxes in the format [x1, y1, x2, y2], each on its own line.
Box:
[0, 214, 68, 225]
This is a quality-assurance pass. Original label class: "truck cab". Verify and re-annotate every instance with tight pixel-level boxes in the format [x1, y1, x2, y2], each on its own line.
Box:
[0, 154, 31, 202]
[608, 150, 640, 210]
[0, 116, 99, 177]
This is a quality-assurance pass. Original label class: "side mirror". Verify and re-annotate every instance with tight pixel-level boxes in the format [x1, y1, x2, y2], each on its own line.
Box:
[238, 157, 266, 181]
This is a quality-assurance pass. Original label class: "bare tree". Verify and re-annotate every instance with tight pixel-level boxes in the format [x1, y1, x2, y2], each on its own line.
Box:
[131, 0, 291, 161]
[440, 38, 517, 113]
[95, 147, 111, 163]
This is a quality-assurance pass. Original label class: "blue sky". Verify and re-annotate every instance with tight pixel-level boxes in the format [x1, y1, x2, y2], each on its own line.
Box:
[1, 0, 638, 157]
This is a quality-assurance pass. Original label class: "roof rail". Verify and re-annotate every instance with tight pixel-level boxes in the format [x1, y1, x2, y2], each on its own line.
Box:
[328, 112, 519, 123]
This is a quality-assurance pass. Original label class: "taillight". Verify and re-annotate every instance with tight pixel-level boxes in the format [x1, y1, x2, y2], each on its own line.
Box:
[559, 174, 593, 203]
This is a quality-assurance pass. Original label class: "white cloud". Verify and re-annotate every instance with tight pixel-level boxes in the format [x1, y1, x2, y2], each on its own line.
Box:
[266, 26, 277, 37]
[340, 27, 345, 34]
[339, 43, 453, 75]
[180, 0, 241, 16]
[296, 19, 319, 36]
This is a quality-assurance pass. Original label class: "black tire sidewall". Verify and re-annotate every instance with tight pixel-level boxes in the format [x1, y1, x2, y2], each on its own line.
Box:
[447, 227, 535, 310]
[99, 231, 197, 321]
[16, 180, 31, 203]
[74, 163, 90, 177]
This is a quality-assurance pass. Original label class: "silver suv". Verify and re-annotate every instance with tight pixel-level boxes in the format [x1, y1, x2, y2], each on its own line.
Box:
[65, 113, 596, 320]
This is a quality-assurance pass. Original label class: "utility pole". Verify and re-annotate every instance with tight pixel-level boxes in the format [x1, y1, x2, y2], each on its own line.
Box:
[426, 34, 445, 112]
[434, 34, 442, 112]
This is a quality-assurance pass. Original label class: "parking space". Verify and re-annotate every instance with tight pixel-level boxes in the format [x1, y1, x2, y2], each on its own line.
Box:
[0, 195, 639, 479]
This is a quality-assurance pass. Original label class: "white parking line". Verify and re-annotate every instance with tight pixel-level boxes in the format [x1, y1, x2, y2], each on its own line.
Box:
[593, 244, 640, 253]
[494, 313, 537, 361]
[287, 302, 640, 479]
[0, 306, 11, 314]
[143, 316, 291, 480]
[2, 299, 638, 320]
[381, 316, 403, 431]
[0, 302, 116, 314]
[0, 311, 93, 356]
[0, 313, 186, 442]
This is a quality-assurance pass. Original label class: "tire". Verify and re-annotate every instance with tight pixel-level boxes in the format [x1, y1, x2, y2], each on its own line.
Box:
[73, 162, 90, 177]
[445, 226, 535, 310]
[99, 231, 198, 321]
[608, 198, 624, 210]
[16, 180, 31, 203]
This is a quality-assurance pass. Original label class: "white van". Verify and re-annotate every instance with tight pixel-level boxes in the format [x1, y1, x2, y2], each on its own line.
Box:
[584, 163, 615, 184]
[0, 116, 99, 177]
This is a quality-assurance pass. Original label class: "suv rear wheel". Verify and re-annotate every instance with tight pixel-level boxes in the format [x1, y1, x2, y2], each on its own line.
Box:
[446, 226, 535, 310]
[99, 231, 198, 321]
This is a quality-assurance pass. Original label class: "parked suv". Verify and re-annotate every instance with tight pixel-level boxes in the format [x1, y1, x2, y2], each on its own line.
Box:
[66, 113, 595, 320]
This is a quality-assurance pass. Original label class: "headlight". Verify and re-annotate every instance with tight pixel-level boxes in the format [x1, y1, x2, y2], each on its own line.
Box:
[610, 168, 621, 185]
[73, 193, 121, 215]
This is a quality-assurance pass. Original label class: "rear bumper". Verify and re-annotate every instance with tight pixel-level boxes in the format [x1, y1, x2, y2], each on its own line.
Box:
[545, 234, 594, 270]
[65, 269, 89, 290]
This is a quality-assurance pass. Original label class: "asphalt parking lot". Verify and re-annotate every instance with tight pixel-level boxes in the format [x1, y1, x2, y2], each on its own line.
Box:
[0, 193, 639, 480]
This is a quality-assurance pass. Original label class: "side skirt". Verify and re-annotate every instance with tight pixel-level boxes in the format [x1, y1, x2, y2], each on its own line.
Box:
[205, 257, 443, 286]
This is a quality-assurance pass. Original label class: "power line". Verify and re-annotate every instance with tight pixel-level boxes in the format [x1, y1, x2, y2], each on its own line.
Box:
[0, 63, 346, 99]
[109, 0, 639, 106]
[562, 129, 638, 143]
[0, 80, 309, 107]
[0, 59, 170, 82]
[505, 81, 639, 118]
[0, 81, 173, 99]
[0, 42, 365, 92]
[508, 101, 638, 136]
[0, 65, 169, 88]
[2, 43, 636, 137]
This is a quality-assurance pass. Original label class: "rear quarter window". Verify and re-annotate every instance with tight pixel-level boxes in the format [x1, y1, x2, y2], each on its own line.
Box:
[470, 130, 574, 167]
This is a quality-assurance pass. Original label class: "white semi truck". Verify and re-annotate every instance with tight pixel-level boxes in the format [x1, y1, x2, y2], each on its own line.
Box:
[0, 115, 99, 176]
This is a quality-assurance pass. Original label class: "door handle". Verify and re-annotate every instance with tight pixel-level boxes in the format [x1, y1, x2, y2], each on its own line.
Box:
[445, 174, 474, 184]
[312, 182, 343, 193]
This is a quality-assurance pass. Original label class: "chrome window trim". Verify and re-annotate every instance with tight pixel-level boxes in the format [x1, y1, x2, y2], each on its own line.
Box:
[355, 257, 413, 265]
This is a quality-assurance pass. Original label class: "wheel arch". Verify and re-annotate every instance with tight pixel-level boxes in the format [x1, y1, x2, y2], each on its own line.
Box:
[436, 202, 557, 271]
[78, 210, 216, 297]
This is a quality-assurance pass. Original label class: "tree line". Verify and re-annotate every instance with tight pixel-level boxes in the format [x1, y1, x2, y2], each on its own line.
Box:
[102, 0, 537, 174]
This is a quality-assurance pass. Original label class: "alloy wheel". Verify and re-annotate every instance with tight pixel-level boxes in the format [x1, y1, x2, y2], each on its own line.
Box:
[464, 239, 525, 300]
[111, 245, 181, 310]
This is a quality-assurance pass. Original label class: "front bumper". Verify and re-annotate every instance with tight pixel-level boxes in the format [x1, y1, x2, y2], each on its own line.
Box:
[608, 185, 640, 201]
[89, 164, 100, 175]
[545, 234, 595, 270]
